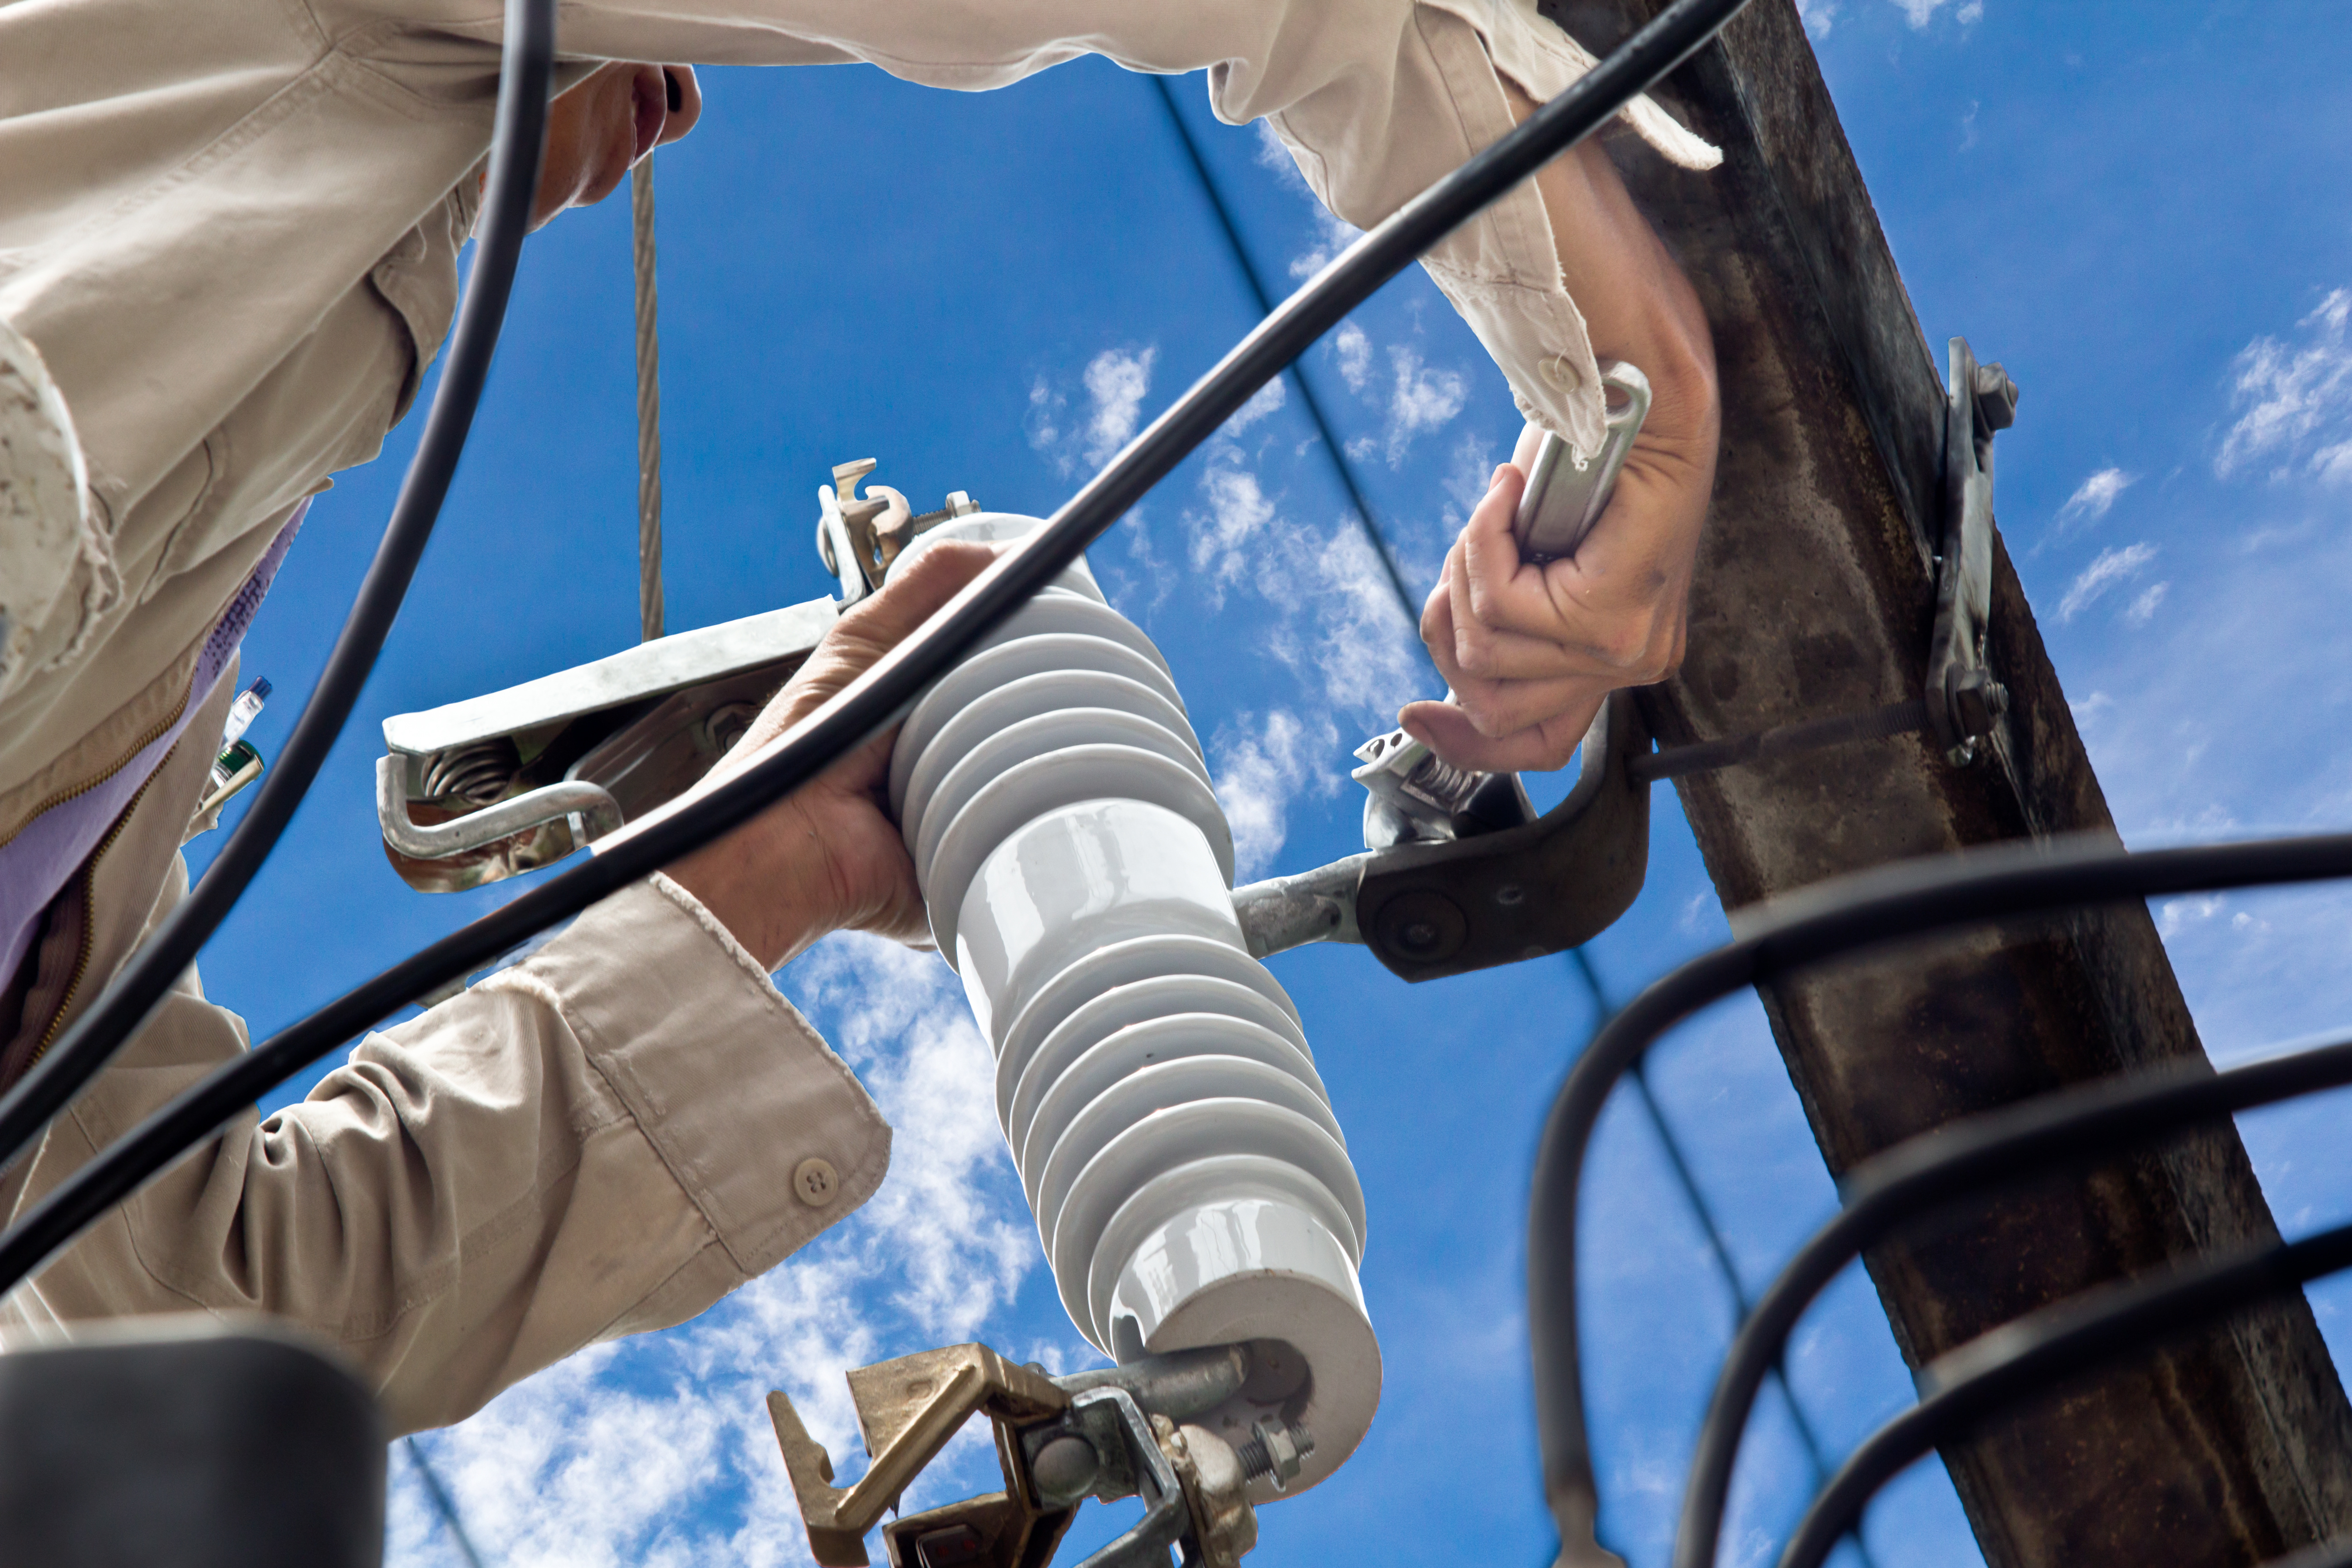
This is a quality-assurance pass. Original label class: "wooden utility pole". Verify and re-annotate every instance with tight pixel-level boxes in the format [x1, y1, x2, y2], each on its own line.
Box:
[1540, 2, 2352, 1563]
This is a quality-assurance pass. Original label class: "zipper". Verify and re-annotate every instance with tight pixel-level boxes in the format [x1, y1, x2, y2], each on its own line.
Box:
[23, 770, 157, 1075]
[0, 678, 194, 856]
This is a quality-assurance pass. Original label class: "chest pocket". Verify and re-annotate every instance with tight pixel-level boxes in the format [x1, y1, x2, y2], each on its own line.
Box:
[135, 187, 470, 607]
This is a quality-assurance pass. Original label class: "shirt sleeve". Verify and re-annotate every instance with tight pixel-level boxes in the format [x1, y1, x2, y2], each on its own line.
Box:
[2, 870, 889, 1437]
[387, 0, 1718, 456]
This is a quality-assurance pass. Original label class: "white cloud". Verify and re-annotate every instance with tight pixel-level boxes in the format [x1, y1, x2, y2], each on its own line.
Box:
[1187, 462, 1278, 601]
[1083, 347, 1158, 470]
[1210, 708, 1342, 880]
[2218, 288, 2352, 480]
[1253, 118, 1308, 190]
[1890, 0, 1983, 24]
[2125, 581, 2169, 626]
[2054, 466, 2137, 534]
[385, 933, 1056, 1568]
[1180, 448, 1427, 730]
[1334, 323, 1372, 394]
[1222, 375, 1287, 436]
[2058, 542, 2157, 622]
[1795, 0, 1837, 36]
[1024, 377, 1064, 457]
[1383, 346, 1469, 465]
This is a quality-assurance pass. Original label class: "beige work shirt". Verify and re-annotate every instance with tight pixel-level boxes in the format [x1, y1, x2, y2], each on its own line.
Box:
[0, 0, 1713, 1431]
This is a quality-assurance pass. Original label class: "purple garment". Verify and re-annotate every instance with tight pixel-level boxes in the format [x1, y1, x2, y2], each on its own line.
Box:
[0, 500, 308, 991]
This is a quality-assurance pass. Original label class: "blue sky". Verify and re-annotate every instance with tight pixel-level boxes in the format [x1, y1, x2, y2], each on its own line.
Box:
[184, 3, 2352, 1565]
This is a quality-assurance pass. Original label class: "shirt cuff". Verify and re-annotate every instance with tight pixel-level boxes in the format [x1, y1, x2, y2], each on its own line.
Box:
[1418, 0, 1719, 456]
[492, 872, 891, 1281]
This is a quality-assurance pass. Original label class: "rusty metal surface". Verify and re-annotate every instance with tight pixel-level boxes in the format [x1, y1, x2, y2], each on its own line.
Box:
[1542, 1, 2352, 1563]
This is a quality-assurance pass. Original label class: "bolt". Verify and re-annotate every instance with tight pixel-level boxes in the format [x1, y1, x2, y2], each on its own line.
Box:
[1400, 920, 1440, 951]
[1495, 884, 1525, 906]
[1028, 1432, 1100, 1501]
[1233, 1420, 1315, 1490]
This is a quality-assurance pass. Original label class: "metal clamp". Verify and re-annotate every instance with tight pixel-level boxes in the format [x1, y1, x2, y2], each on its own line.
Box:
[1235, 691, 1651, 982]
[765, 1344, 1071, 1568]
[375, 755, 622, 860]
[818, 458, 980, 605]
[765, 1343, 1298, 1568]
[1924, 336, 2019, 764]
[1625, 335, 2021, 784]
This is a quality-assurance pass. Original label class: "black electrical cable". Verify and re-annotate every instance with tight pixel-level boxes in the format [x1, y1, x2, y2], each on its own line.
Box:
[1676, 1029, 2352, 1568]
[0, 0, 1762, 1300]
[0, 0, 556, 1176]
[1774, 1215, 2352, 1568]
[1147, 73, 1425, 622]
[1526, 828, 2352, 1554]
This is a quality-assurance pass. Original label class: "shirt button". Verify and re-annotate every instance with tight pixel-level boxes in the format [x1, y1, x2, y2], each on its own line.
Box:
[1540, 355, 1580, 390]
[793, 1157, 840, 1208]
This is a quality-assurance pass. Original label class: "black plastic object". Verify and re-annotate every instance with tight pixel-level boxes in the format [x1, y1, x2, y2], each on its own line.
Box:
[1358, 689, 1648, 982]
[1525, 829, 2352, 1556]
[1674, 1029, 2352, 1568]
[0, 1317, 385, 1567]
[0, 0, 1762, 1301]
[1774, 1215, 2352, 1568]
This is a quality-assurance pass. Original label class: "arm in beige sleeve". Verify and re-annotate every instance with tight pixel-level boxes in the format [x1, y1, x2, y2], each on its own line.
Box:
[497, 0, 1721, 768]
[4, 871, 887, 1436]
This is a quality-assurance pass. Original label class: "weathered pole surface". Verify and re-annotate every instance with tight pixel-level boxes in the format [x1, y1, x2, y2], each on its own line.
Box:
[1540, 1, 2352, 1563]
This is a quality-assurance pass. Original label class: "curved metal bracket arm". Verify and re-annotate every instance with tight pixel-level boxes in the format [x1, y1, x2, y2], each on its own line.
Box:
[376, 755, 622, 861]
[1233, 691, 1650, 981]
[764, 1344, 1070, 1568]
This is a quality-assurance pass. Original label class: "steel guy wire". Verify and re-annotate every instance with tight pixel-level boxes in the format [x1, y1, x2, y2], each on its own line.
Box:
[1566, 948, 1880, 1568]
[631, 153, 665, 644]
[0, 0, 1766, 1301]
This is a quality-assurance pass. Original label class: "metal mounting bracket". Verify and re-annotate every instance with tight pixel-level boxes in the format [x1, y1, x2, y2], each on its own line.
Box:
[1624, 335, 2021, 785]
[766, 1343, 1283, 1568]
[1235, 691, 1650, 981]
[818, 458, 980, 604]
[1924, 336, 2019, 764]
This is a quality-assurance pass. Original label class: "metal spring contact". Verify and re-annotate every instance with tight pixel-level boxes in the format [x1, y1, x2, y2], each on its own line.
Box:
[419, 739, 518, 805]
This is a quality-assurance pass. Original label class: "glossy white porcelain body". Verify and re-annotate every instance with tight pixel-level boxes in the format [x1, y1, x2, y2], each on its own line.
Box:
[882, 514, 1378, 1498]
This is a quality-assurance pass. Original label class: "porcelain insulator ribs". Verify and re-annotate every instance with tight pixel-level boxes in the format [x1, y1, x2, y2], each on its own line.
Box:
[881, 514, 1381, 1498]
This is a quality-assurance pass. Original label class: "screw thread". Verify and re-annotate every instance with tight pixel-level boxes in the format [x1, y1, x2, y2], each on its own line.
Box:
[1234, 1422, 1315, 1481]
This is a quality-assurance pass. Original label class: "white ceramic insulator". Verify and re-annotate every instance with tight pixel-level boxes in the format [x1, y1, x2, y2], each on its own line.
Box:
[884, 515, 1380, 1499]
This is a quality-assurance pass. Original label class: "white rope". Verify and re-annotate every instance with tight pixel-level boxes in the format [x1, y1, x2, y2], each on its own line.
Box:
[629, 155, 664, 642]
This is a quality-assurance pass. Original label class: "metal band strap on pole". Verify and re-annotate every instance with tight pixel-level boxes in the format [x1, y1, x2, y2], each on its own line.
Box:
[631, 155, 664, 643]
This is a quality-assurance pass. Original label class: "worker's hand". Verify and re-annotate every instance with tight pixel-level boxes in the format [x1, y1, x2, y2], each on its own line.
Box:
[651, 541, 1000, 970]
[514, 62, 703, 229]
[1398, 82, 1719, 774]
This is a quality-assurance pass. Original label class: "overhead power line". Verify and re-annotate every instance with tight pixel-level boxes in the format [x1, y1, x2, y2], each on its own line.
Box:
[1148, 75, 1426, 628]
[404, 1436, 488, 1568]
[1567, 948, 1880, 1568]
